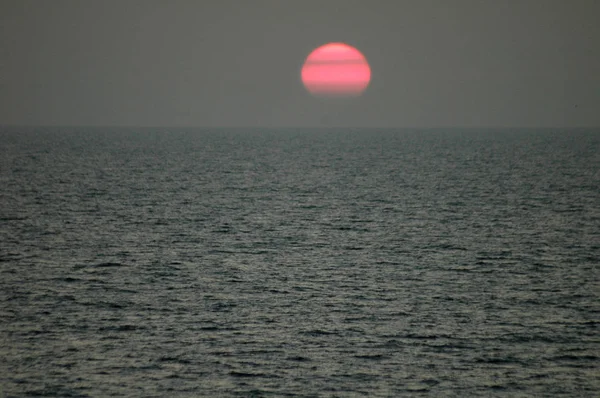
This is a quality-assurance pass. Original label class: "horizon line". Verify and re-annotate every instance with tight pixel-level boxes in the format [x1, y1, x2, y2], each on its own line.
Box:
[2, 124, 599, 131]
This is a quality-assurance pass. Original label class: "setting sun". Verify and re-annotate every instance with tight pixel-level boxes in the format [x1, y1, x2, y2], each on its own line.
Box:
[301, 43, 371, 97]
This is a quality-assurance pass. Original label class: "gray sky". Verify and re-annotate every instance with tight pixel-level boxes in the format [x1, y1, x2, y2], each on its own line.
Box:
[1, 0, 598, 128]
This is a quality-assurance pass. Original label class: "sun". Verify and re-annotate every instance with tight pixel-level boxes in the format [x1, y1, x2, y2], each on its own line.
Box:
[301, 42, 371, 97]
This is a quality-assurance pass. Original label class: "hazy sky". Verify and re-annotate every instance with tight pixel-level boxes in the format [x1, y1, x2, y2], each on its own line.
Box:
[1, 0, 599, 128]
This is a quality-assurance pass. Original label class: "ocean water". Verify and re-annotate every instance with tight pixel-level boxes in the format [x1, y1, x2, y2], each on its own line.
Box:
[0, 127, 598, 397]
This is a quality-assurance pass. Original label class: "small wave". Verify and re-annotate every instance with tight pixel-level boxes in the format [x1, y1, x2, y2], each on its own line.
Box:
[431, 243, 468, 251]
[229, 371, 276, 378]
[0, 216, 27, 221]
[23, 387, 89, 397]
[354, 354, 387, 360]
[486, 384, 509, 390]
[404, 333, 449, 340]
[300, 329, 338, 336]
[286, 355, 311, 362]
[376, 339, 403, 348]
[99, 324, 144, 332]
[82, 301, 126, 309]
[498, 333, 570, 344]
[426, 343, 472, 352]
[551, 354, 598, 362]
[208, 302, 237, 312]
[56, 277, 81, 283]
[92, 262, 124, 268]
[342, 246, 364, 251]
[474, 356, 523, 364]
[158, 356, 191, 364]
[198, 325, 238, 331]
[234, 388, 269, 397]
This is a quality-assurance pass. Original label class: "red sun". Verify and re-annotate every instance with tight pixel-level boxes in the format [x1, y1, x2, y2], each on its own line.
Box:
[301, 42, 371, 97]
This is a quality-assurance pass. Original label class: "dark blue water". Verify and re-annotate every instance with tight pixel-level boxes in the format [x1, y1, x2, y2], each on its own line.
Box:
[1, 127, 598, 397]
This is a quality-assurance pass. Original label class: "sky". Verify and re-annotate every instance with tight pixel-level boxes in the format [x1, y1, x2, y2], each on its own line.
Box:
[1, 0, 599, 128]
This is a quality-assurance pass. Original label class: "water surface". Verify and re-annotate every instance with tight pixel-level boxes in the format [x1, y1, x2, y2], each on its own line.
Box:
[1, 127, 598, 396]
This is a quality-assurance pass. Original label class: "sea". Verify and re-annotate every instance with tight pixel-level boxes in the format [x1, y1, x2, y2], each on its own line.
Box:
[0, 127, 598, 397]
